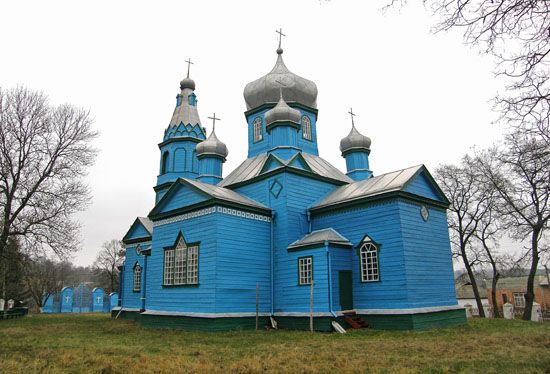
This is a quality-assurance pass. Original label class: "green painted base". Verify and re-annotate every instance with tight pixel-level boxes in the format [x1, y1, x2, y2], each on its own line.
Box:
[138, 314, 270, 332]
[110, 310, 141, 321]
[111, 308, 466, 332]
[351, 308, 467, 331]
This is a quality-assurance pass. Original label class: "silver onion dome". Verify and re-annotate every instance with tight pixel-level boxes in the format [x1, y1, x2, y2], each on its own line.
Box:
[265, 91, 301, 125]
[340, 124, 372, 155]
[196, 128, 228, 160]
[180, 77, 196, 91]
[243, 48, 318, 110]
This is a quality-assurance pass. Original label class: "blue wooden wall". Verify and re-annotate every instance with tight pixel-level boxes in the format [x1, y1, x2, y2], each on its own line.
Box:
[121, 244, 145, 310]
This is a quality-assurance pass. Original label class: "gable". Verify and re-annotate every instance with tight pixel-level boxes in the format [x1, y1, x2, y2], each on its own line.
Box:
[287, 153, 311, 172]
[123, 217, 152, 242]
[404, 171, 446, 203]
[260, 155, 284, 174]
[154, 183, 209, 215]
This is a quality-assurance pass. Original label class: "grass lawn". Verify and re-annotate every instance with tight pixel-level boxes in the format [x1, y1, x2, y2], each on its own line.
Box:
[0, 314, 549, 373]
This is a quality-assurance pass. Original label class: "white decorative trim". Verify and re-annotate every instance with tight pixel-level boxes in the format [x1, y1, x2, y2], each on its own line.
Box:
[351, 304, 464, 315]
[216, 206, 271, 222]
[141, 310, 270, 318]
[153, 206, 270, 227]
[126, 241, 152, 247]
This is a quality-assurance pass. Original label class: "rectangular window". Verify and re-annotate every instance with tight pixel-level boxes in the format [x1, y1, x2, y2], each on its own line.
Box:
[164, 240, 199, 286]
[513, 292, 525, 308]
[298, 257, 313, 285]
[133, 265, 141, 292]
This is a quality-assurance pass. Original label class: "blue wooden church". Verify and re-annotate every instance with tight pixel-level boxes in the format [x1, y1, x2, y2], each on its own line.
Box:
[115, 40, 466, 331]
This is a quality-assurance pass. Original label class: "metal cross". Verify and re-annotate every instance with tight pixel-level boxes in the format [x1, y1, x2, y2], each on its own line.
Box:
[65, 295, 71, 303]
[185, 58, 194, 78]
[96, 296, 101, 304]
[276, 28, 286, 49]
[208, 113, 221, 132]
[275, 79, 287, 100]
[348, 108, 356, 127]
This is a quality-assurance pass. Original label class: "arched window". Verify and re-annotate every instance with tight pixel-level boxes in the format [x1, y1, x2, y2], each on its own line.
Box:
[164, 235, 199, 286]
[253, 117, 263, 143]
[302, 115, 312, 141]
[133, 264, 141, 292]
[161, 152, 169, 174]
[359, 242, 379, 282]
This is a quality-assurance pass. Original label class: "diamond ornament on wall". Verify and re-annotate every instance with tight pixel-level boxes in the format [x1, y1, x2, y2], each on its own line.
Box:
[269, 179, 283, 198]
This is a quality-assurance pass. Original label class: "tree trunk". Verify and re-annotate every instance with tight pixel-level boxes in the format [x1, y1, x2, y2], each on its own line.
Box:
[490, 274, 500, 318]
[522, 228, 540, 320]
[461, 245, 486, 317]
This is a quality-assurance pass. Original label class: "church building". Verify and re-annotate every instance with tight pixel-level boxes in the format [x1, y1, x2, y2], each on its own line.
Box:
[115, 37, 466, 331]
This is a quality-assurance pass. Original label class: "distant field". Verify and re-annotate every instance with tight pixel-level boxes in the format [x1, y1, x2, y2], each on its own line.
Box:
[0, 314, 549, 373]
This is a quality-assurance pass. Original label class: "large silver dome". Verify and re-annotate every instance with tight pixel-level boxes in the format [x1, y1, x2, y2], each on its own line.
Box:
[243, 48, 318, 110]
[196, 129, 228, 160]
[340, 124, 371, 155]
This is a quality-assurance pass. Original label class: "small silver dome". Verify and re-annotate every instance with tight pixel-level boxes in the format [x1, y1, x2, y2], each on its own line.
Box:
[340, 124, 371, 155]
[196, 129, 228, 160]
[243, 49, 318, 110]
[265, 92, 301, 125]
[180, 77, 196, 91]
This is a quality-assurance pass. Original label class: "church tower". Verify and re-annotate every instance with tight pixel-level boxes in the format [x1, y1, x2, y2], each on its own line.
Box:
[242, 31, 319, 160]
[154, 61, 206, 202]
[339, 109, 372, 181]
[196, 114, 228, 185]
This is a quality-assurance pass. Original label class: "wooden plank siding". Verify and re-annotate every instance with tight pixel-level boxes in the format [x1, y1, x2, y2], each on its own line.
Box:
[156, 184, 207, 214]
[329, 247, 353, 311]
[403, 171, 443, 202]
[215, 213, 271, 313]
[121, 244, 145, 310]
[146, 214, 218, 313]
[398, 200, 458, 308]
[312, 201, 409, 310]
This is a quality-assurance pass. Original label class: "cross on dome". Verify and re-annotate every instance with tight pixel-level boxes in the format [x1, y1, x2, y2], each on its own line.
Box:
[208, 113, 221, 132]
[185, 58, 194, 78]
[348, 108, 356, 127]
[276, 28, 286, 54]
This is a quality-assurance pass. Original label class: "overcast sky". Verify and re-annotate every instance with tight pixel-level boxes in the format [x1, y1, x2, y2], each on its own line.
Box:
[1, 0, 508, 266]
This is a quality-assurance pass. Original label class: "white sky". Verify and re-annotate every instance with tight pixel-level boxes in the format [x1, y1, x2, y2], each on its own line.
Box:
[0, 0, 508, 266]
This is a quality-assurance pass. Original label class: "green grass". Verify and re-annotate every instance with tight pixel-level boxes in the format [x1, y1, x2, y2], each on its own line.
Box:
[0, 314, 549, 373]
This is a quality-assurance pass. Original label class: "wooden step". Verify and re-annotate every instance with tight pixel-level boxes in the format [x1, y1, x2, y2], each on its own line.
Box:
[343, 315, 369, 329]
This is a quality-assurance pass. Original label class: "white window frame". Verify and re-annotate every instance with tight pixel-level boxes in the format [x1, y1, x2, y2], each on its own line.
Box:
[360, 242, 379, 282]
[298, 256, 313, 285]
[253, 117, 263, 143]
[164, 237, 199, 286]
[513, 292, 525, 308]
[133, 264, 141, 292]
[302, 115, 312, 141]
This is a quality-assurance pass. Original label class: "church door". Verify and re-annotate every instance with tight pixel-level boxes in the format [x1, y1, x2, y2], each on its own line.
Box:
[338, 271, 353, 311]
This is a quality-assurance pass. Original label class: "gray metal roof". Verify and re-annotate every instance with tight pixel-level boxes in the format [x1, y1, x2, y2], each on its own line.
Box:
[182, 178, 269, 211]
[288, 228, 351, 249]
[137, 217, 153, 235]
[218, 152, 352, 187]
[243, 49, 318, 110]
[311, 165, 425, 210]
[169, 87, 202, 127]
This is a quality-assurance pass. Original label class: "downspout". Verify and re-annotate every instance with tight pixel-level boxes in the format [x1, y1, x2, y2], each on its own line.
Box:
[307, 211, 312, 234]
[141, 254, 148, 312]
[270, 212, 276, 315]
[325, 240, 337, 318]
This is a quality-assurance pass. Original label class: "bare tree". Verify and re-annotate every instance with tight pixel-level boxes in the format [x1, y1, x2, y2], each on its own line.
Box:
[92, 239, 123, 293]
[22, 256, 64, 309]
[477, 130, 550, 320]
[435, 155, 498, 317]
[0, 86, 98, 260]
